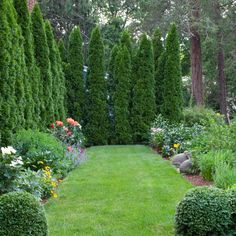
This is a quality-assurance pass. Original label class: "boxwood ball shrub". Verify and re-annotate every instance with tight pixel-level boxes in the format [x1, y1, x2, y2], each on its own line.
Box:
[0, 191, 48, 235]
[175, 187, 232, 236]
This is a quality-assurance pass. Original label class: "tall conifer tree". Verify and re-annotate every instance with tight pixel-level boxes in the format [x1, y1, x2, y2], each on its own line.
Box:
[13, 0, 40, 128]
[113, 46, 132, 144]
[31, 4, 54, 126]
[108, 44, 119, 143]
[161, 24, 183, 122]
[131, 34, 156, 143]
[7, 1, 26, 129]
[152, 28, 164, 114]
[45, 20, 60, 119]
[0, 0, 15, 145]
[67, 27, 84, 121]
[84, 27, 109, 145]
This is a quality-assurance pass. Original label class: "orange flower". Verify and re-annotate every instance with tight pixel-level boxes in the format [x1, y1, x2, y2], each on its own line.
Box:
[73, 121, 79, 126]
[56, 120, 63, 126]
[66, 118, 75, 126]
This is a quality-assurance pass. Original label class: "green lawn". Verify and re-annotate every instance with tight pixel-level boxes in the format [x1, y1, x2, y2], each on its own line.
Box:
[45, 145, 192, 236]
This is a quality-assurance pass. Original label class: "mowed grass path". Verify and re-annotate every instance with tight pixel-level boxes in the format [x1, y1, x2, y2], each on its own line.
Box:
[45, 146, 192, 236]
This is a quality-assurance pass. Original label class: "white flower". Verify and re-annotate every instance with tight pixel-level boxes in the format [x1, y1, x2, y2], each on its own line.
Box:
[1, 146, 17, 155]
[10, 157, 23, 167]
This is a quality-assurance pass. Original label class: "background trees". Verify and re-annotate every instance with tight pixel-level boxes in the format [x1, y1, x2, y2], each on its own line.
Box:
[66, 27, 84, 122]
[84, 27, 109, 145]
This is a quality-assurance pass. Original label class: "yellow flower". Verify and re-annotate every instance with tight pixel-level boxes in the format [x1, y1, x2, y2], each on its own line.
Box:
[38, 161, 44, 165]
[53, 193, 58, 198]
[51, 181, 57, 187]
[173, 143, 180, 149]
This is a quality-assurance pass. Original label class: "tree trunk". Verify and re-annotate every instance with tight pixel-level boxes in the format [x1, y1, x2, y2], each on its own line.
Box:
[190, 0, 204, 106]
[214, 2, 229, 123]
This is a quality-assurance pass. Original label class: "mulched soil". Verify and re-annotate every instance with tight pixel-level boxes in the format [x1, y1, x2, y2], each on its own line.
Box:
[183, 174, 213, 187]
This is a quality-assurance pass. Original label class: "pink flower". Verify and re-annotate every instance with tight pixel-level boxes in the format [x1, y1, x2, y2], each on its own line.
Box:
[50, 123, 55, 129]
[66, 118, 75, 126]
[56, 121, 64, 127]
[67, 131, 73, 136]
[67, 146, 73, 152]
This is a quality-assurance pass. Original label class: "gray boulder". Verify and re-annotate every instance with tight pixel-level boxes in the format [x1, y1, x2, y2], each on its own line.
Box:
[179, 159, 193, 174]
[172, 152, 190, 167]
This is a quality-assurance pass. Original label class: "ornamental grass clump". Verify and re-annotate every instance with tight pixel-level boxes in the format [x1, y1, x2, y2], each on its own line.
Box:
[0, 192, 48, 236]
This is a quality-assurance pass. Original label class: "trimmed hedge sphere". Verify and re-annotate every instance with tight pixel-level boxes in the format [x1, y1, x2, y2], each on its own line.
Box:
[175, 187, 232, 236]
[0, 191, 48, 236]
[228, 188, 236, 230]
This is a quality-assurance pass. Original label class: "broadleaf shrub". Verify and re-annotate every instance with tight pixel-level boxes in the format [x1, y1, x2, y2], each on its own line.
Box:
[0, 191, 48, 235]
[13, 129, 65, 174]
[175, 187, 232, 236]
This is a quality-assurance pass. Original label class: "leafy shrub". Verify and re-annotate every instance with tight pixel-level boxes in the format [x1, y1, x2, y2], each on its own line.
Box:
[214, 162, 236, 189]
[0, 192, 48, 235]
[0, 146, 23, 194]
[183, 106, 224, 127]
[13, 129, 66, 175]
[228, 188, 236, 230]
[150, 115, 203, 156]
[175, 187, 232, 236]
[14, 169, 44, 200]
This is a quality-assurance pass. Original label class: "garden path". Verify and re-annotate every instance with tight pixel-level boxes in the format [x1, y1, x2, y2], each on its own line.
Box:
[45, 145, 192, 236]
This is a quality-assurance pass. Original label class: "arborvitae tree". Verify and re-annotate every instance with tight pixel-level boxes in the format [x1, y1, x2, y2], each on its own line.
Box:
[13, 0, 41, 127]
[67, 27, 84, 122]
[113, 46, 132, 144]
[84, 27, 109, 146]
[58, 39, 68, 63]
[156, 51, 166, 113]
[45, 20, 60, 119]
[131, 34, 156, 143]
[120, 30, 132, 55]
[0, 0, 16, 145]
[7, 1, 26, 129]
[161, 24, 183, 122]
[107, 44, 119, 143]
[152, 28, 164, 113]
[55, 43, 66, 121]
[31, 4, 54, 126]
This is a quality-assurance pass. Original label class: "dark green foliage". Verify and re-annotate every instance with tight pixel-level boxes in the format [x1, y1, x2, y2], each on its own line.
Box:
[0, 0, 15, 145]
[67, 27, 84, 121]
[161, 24, 183, 122]
[131, 34, 156, 143]
[108, 44, 119, 143]
[0, 192, 48, 235]
[45, 21, 64, 120]
[152, 28, 164, 113]
[7, 1, 26, 129]
[175, 187, 232, 236]
[84, 27, 109, 145]
[120, 30, 132, 55]
[58, 39, 68, 63]
[13, 0, 39, 128]
[31, 4, 54, 126]
[228, 188, 236, 230]
[113, 46, 132, 144]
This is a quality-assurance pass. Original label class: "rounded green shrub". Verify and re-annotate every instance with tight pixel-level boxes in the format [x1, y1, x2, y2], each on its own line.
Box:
[175, 187, 232, 236]
[228, 188, 236, 230]
[0, 191, 48, 235]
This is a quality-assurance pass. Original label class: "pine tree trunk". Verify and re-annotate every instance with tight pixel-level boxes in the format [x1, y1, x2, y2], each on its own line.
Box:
[190, 0, 204, 106]
[214, 2, 229, 123]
